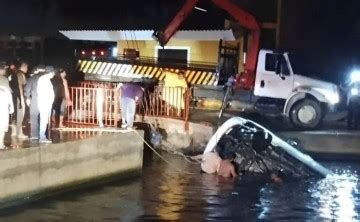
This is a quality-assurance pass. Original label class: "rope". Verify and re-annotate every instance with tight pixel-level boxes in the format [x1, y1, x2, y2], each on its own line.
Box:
[161, 141, 202, 164]
[132, 31, 139, 51]
[132, 129, 196, 175]
[139, 117, 201, 165]
[123, 31, 130, 49]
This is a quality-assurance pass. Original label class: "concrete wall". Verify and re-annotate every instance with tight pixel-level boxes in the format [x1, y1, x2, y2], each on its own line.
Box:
[138, 116, 213, 152]
[279, 131, 360, 157]
[0, 131, 144, 209]
[138, 115, 360, 159]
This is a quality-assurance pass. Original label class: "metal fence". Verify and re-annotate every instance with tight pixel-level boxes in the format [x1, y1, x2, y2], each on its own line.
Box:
[66, 83, 190, 128]
[67, 87, 119, 127]
[137, 86, 190, 121]
[79, 81, 117, 89]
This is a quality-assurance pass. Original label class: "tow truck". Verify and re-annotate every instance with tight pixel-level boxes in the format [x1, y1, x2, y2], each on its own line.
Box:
[152, 0, 340, 129]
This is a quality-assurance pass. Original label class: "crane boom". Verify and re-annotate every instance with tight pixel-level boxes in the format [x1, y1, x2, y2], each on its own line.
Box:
[153, 0, 199, 47]
[153, 0, 261, 89]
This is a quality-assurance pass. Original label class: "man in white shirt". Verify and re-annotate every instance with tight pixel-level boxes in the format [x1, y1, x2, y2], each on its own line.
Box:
[37, 66, 55, 143]
[0, 63, 14, 149]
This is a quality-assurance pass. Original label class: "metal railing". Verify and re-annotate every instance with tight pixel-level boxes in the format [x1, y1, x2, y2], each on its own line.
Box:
[67, 87, 119, 127]
[66, 83, 191, 129]
[138, 87, 191, 122]
[79, 81, 118, 89]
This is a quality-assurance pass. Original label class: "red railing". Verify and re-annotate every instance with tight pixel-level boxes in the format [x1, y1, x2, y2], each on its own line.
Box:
[67, 87, 119, 127]
[79, 81, 117, 89]
[66, 83, 190, 129]
[138, 86, 190, 122]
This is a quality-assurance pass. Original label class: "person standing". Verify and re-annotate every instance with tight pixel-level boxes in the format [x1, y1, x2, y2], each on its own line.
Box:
[0, 63, 14, 149]
[11, 61, 28, 138]
[25, 65, 46, 141]
[7, 60, 20, 131]
[51, 69, 71, 128]
[37, 66, 55, 143]
[96, 83, 106, 128]
[225, 74, 236, 96]
[116, 83, 143, 129]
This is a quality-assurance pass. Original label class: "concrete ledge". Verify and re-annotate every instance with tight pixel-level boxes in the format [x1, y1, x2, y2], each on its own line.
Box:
[279, 130, 360, 157]
[139, 114, 360, 160]
[138, 116, 214, 152]
[0, 130, 144, 209]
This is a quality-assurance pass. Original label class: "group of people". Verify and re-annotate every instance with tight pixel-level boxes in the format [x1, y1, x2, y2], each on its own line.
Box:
[0, 61, 71, 149]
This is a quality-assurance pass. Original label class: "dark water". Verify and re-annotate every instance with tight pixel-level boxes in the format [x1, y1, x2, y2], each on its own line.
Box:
[0, 153, 359, 221]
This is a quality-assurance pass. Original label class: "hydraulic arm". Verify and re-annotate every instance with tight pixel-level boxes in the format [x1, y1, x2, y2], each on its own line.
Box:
[153, 0, 261, 89]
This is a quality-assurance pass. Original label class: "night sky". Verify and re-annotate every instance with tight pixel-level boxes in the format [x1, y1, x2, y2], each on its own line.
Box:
[1, 0, 360, 82]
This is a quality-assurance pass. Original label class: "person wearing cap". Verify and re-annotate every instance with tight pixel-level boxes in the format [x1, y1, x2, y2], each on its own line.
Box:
[29, 65, 45, 77]
[0, 63, 14, 149]
[25, 65, 46, 140]
[10, 61, 28, 139]
[36, 66, 55, 143]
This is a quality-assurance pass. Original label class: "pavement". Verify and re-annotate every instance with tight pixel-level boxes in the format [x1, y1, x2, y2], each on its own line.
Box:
[1, 124, 122, 151]
[190, 109, 349, 132]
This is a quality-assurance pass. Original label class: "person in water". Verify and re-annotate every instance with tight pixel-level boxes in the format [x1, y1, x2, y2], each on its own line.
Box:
[201, 128, 300, 183]
[202, 151, 283, 183]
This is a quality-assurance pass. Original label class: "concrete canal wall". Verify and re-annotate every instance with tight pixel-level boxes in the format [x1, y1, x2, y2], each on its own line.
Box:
[140, 115, 360, 158]
[0, 130, 144, 209]
[279, 131, 360, 158]
[139, 116, 214, 152]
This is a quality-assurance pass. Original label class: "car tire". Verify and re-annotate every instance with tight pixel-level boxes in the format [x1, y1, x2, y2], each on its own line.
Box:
[290, 99, 322, 129]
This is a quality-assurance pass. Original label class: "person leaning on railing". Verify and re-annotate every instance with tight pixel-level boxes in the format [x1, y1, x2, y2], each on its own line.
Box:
[116, 82, 144, 129]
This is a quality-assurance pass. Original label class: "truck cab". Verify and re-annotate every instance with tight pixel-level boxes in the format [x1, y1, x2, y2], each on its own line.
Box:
[195, 49, 340, 129]
[252, 49, 340, 128]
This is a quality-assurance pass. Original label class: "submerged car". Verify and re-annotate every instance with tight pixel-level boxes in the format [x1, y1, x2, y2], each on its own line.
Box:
[201, 117, 331, 179]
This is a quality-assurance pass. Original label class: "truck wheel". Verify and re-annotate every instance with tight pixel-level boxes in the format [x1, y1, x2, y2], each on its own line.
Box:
[290, 99, 322, 129]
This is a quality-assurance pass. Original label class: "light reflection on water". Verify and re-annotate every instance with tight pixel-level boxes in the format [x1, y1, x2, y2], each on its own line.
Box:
[311, 171, 359, 221]
[0, 154, 359, 221]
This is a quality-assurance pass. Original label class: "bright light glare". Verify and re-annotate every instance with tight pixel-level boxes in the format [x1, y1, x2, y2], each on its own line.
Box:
[329, 93, 340, 104]
[351, 87, 359, 96]
[81, 51, 85, 55]
[112, 47, 118, 57]
[100, 51, 105, 56]
[92, 51, 96, 55]
[311, 174, 358, 221]
[350, 70, 360, 83]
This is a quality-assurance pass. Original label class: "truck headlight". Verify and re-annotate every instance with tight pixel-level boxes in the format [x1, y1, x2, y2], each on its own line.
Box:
[329, 92, 340, 104]
[351, 87, 359, 96]
[350, 70, 360, 83]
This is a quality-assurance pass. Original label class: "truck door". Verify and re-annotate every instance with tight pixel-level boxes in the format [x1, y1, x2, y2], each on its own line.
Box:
[254, 52, 294, 99]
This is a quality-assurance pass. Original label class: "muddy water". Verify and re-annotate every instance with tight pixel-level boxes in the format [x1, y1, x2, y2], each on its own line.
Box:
[0, 152, 359, 221]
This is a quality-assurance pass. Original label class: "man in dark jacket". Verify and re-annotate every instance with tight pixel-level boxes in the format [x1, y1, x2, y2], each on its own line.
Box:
[6, 60, 20, 125]
[11, 61, 28, 138]
[24, 65, 45, 140]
